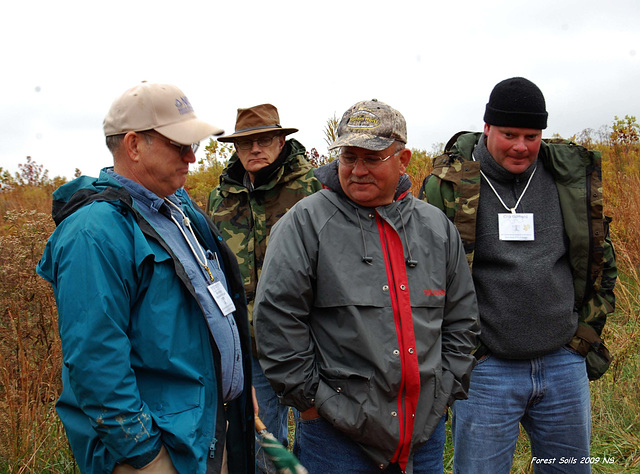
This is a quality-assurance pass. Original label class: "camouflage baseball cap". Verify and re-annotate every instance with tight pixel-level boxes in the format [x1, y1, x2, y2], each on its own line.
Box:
[329, 99, 407, 151]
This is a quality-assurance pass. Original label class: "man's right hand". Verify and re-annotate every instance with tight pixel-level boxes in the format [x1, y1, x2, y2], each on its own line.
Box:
[113, 446, 177, 473]
[300, 406, 320, 420]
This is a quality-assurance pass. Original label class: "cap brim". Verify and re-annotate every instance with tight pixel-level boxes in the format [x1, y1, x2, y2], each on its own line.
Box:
[155, 117, 224, 145]
[217, 127, 298, 142]
[328, 133, 395, 151]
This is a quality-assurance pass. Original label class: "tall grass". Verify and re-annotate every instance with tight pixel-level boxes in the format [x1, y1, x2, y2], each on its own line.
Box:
[0, 135, 638, 473]
[0, 208, 76, 473]
[586, 144, 640, 473]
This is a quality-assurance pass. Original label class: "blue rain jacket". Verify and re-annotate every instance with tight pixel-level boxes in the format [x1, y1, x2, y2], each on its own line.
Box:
[37, 169, 253, 473]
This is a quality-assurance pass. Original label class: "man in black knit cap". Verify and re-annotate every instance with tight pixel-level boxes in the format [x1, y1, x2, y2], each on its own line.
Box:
[419, 77, 617, 473]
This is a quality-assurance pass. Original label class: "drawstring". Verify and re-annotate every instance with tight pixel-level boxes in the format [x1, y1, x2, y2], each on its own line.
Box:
[397, 209, 418, 268]
[164, 197, 215, 281]
[354, 207, 418, 268]
[355, 210, 373, 265]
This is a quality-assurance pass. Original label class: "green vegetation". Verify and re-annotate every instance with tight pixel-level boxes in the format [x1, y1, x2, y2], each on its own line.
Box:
[1, 116, 638, 473]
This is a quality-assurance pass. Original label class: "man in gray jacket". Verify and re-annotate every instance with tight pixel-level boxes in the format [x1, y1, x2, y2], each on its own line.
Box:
[253, 99, 479, 473]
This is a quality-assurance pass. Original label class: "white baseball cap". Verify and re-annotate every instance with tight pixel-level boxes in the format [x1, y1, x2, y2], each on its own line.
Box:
[103, 81, 224, 145]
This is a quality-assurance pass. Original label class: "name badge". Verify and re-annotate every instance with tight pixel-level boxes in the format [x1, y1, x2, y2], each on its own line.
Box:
[207, 281, 236, 316]
[498, 213, 535, 241]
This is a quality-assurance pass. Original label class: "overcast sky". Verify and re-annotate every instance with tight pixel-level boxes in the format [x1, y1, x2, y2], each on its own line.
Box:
[2, 0, 639, 179]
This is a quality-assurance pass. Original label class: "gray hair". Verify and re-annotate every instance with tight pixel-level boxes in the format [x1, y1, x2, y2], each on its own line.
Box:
[105, 132, 153, 155]
[105, 135, 123, 155]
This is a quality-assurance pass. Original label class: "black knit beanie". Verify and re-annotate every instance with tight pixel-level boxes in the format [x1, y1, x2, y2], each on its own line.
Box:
[484, 77, 548, 129]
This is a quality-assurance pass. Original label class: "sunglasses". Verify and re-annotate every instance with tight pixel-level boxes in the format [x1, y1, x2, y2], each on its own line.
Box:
[142, 131, 199, 157]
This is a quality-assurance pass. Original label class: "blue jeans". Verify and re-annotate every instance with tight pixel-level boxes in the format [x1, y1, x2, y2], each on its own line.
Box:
[451, 347, 591, 473]
[252, 355, 299, 473]
[297, 414, 445, 473]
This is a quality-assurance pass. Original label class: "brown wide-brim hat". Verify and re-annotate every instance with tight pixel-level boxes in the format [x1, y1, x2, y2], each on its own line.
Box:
[217, 103, 298, 142]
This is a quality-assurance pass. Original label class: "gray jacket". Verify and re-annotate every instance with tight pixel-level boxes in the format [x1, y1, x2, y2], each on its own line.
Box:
[254, 169, 479, 471]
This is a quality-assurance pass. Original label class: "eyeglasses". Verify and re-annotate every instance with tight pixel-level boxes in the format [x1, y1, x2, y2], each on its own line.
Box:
[338, 149, 402, 168]
[235, 134, 280, 150]
[142, 131, 199, 157]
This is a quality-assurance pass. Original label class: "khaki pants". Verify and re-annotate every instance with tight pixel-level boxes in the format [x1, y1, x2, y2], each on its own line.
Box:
[113, 445, 177, 473]
[112, 436, 228, 474]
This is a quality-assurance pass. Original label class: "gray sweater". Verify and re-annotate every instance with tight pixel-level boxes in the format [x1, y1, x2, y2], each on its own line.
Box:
[472, 137, 577, 359]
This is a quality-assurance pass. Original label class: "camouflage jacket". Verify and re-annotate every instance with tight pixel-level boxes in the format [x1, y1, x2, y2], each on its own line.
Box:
[419, 132, 617, 377]
[207, 138, 322, 335]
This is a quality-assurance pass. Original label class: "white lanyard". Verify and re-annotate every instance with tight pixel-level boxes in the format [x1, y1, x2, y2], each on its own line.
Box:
[164, 198, 214, 281]
[472, 153, 537, 214]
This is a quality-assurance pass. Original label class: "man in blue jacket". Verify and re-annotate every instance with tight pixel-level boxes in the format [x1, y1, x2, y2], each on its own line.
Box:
[37, 82, 254, 473]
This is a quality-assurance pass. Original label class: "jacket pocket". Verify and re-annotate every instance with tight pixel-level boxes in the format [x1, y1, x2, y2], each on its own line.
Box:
[431, 367, 450, 416]
[138, 376, 203, 416]
[315, 369, 373, 437]
[433, 367, 442, 399]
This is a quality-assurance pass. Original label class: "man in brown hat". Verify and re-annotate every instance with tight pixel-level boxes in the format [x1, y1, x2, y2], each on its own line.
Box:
[37, 82, 254, 473]
[207, 104, 321, 473]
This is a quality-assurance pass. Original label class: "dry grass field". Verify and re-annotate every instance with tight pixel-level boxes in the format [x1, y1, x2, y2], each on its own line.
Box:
[1, 120, 638, 473]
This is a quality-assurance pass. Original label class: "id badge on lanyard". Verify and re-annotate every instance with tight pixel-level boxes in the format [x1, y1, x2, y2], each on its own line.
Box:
[474, 153, 538, 242]
[498, 213, 535, 241]
[163, 196, 238, 317]
[207, 280, 236, 316]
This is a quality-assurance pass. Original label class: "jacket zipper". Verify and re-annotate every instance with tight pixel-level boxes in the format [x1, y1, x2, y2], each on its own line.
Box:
[377, 213, 420, 470]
